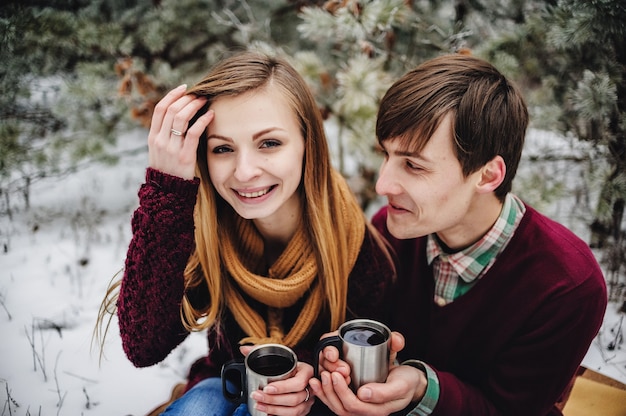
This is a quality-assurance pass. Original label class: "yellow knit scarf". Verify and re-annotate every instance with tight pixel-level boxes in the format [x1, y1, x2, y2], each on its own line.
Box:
[220, 172, 365, 347]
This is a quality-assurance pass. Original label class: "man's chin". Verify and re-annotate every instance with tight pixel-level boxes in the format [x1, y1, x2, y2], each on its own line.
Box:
[387, 218, 412, 239]
[387, 217, 426, 240]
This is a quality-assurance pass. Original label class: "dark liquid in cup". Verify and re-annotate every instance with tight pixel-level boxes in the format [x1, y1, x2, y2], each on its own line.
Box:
[343, 326, 386, 346]
[249, 354, 294, 376]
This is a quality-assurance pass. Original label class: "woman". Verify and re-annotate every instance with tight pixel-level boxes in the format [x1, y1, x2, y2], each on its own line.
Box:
[98, 51, 395, 416]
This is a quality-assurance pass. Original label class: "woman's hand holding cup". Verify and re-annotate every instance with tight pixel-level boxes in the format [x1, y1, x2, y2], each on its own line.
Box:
[223, 343, 314, 416]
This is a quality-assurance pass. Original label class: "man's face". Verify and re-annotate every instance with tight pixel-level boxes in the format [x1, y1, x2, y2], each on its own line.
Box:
[375, 114, 484, 248]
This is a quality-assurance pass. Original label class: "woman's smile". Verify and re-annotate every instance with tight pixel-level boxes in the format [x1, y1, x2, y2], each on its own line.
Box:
[234, 185, 276, 200]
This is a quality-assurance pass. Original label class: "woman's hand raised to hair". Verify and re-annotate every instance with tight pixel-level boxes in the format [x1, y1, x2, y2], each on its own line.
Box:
[148, 85, 214, 180]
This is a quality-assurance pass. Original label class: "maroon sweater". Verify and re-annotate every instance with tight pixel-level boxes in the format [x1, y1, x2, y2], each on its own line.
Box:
[117, 168, 395, 389]
[372, 205, 606, 416]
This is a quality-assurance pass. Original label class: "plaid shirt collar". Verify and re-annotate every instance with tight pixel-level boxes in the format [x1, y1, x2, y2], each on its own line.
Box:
[426, 193, 526, 283]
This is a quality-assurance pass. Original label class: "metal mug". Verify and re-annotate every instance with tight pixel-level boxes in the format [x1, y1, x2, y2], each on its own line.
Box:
[221, 343, 298, 416]
[314, 318, 391, 392]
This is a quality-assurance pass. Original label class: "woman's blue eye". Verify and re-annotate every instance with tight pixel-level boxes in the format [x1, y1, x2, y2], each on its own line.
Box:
[212, 146, 232, 154]
[261, 140, 281, 148]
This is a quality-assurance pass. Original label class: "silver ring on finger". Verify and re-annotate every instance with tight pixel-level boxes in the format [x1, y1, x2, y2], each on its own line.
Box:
[170, 128, 184, 136]
[304, 386, 310, 402]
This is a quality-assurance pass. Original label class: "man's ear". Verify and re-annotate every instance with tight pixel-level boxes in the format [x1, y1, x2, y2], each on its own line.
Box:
[477, 155, 506, 193]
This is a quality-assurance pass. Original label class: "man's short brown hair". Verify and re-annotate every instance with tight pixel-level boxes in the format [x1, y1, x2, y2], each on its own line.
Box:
[376, 54, 529, 200]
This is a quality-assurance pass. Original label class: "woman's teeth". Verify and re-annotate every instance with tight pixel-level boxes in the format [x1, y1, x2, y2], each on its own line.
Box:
[238, 188, 270, 198]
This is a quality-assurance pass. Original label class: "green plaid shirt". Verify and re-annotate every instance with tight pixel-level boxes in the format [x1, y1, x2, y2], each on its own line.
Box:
[407, 193, 526, 416]
[427, 193, 526, 306]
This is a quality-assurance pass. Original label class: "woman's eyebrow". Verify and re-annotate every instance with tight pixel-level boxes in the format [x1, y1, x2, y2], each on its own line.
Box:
[252, 127, 286, 140]
[206, 127, 286, 142]
[206, 133, 232, 141]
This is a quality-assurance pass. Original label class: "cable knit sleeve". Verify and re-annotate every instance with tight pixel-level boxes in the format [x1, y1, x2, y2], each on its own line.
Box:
[117, 168, 200, 367]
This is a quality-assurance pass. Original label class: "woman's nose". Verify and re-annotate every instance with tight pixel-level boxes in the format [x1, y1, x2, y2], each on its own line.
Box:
[233, 151, 262, 182]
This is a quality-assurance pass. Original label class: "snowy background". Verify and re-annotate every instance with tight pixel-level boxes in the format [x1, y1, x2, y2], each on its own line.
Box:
[1, 127, 625, 415]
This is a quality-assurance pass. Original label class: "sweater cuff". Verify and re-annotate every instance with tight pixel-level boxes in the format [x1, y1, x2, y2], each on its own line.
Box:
[401, 360, 440, 416]
[145, 167, 200, 198]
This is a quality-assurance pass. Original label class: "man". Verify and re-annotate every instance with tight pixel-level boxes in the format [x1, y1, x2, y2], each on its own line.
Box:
[309, 54, 607, 415]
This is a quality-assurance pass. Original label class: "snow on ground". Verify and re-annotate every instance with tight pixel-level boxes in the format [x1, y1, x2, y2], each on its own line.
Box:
[0, 129, 207, 415]
[0, 128, 624, 415]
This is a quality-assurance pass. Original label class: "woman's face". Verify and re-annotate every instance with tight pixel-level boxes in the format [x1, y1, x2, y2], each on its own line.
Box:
[206, 87, 305, 227]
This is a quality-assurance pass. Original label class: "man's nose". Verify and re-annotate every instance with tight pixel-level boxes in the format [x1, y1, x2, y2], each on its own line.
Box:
[375, 160, 401, 196]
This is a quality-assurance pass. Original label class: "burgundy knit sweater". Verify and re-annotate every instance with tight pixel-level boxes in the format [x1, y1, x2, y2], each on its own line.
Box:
[117, 168, 395, 390]
[372, 204, 606, 416]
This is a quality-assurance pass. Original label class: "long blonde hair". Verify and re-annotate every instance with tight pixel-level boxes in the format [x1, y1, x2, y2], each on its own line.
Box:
[184, 50, 364, 332]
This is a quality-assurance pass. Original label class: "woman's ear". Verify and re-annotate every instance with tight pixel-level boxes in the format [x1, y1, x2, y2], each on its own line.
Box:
[477, 155, 506, 194]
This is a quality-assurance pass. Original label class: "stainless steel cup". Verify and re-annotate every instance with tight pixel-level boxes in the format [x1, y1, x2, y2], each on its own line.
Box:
[222, 343, 298, 416]
[314, 318, 391, 392]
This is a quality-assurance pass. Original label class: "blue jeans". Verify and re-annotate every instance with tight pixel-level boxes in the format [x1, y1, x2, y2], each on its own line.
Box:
[160, 377, 248, 416]
[160, 376, 334, 416]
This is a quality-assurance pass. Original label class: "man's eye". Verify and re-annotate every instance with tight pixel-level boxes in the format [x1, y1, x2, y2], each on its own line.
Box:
[406, 160, 422, 171]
